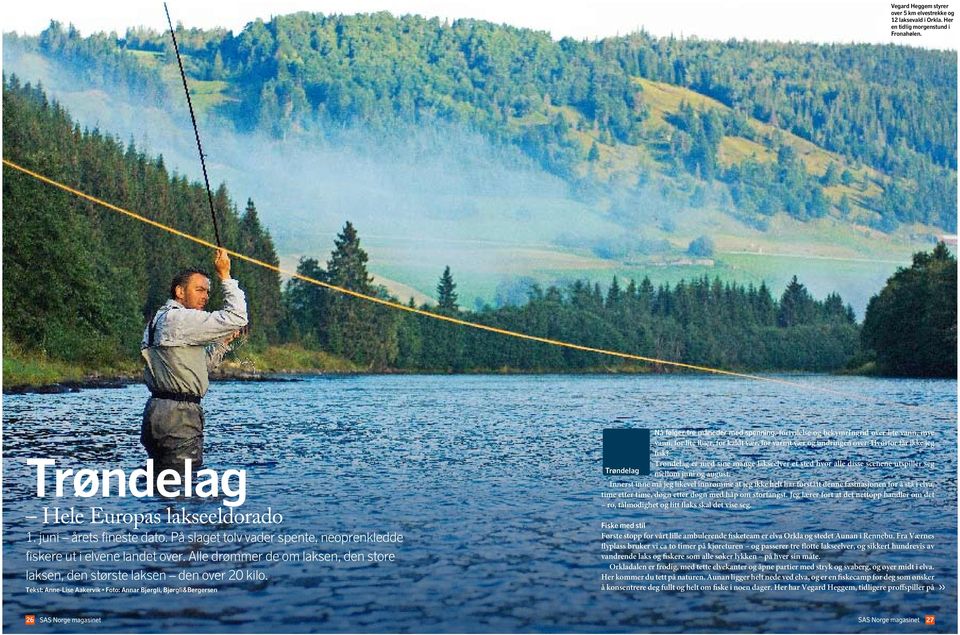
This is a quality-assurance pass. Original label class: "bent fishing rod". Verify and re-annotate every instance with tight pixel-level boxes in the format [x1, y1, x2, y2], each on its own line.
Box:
[164, 3, 250, 343]
[163, 2, 222, 247]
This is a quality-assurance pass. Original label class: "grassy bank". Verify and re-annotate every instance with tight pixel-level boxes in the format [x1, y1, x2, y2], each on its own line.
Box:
[2, 342, 363, 391]
[2, 348, 141, 389]
[3, 340, 874, 392]
[226, 344, 363, 374]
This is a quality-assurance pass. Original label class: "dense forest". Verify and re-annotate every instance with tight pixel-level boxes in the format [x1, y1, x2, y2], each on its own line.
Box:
[861, 242, 957, 377]
[2, 75, 283, 364]
[4, 14, 956, 231]
[4, 77, 870, 375]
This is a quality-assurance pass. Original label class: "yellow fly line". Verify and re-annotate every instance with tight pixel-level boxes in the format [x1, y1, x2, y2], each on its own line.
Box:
[0, 157, 943, 410]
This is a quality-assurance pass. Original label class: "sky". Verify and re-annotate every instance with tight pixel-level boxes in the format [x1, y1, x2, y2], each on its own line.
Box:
[1, 0, 956, 49]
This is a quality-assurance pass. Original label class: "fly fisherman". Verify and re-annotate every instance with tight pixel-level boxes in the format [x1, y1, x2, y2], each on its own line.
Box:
[141, 248, 248, 471]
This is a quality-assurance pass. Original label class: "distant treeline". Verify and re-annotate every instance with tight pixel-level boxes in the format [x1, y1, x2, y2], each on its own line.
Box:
[4, 15, 956, 231]
[8, 78, 955, 377]
[285, 236, 860, 372]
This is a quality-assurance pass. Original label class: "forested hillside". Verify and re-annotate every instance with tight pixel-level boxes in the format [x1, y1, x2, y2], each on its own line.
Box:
[2, 75, 283, 364]
[5, 14, 956, 231]
[3, 78, 863, 376]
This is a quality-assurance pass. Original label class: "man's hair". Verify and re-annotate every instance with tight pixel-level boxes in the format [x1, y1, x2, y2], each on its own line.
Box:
[169, 269, 210, 299]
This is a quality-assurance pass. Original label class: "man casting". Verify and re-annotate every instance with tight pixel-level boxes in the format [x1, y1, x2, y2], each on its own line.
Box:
[140, 248, 248, 471]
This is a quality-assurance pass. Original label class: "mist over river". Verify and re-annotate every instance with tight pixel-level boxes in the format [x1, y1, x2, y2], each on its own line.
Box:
[3, 374, 956, 633]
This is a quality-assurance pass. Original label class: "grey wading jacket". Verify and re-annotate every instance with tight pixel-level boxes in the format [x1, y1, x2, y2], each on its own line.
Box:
[140, 278, 248, 398]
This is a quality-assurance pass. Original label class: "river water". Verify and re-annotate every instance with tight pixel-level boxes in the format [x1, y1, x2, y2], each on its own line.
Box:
[2, 374, 956, 633]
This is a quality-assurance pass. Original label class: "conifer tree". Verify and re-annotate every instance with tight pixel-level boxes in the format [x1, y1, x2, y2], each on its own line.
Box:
[777, 276, 816, 327]
[436, 266, 458, 312]
[282, 257, 326, 347]
[587, 141, 600, 162]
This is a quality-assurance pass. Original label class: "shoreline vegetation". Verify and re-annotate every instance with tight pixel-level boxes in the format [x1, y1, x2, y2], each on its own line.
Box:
[4, 342, 874, 396]
[7, 237, 953, 394]
[2, 343, 355, 394]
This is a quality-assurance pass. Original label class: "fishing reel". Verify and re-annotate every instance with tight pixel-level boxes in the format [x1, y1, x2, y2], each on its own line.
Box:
[227, 324, 257, 373]
[228, 324, 251, 353]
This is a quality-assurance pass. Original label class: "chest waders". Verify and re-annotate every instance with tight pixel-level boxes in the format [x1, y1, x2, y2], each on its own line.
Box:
[140, 306, 207, 472]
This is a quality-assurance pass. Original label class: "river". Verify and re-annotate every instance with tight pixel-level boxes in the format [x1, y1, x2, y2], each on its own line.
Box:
[2, 374, 956, 632]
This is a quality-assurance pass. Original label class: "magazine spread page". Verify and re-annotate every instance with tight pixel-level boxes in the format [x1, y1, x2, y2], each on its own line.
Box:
[1, 0, 957, 632]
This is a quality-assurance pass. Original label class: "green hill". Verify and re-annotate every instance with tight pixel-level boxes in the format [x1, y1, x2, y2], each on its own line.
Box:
[2, 15, 956, 312]
[5, 16, 955, 229]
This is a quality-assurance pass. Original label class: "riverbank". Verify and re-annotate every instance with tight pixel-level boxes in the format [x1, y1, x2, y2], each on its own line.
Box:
[3, 343, 868, 395]
[2, 344, 362, 394]
[2, 353, 141, 394]
[2, 353, 654, 395]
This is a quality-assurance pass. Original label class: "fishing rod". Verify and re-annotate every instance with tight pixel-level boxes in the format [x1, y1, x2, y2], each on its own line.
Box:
[163, 2, 222, 247]
[163, 3, 250, 347]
